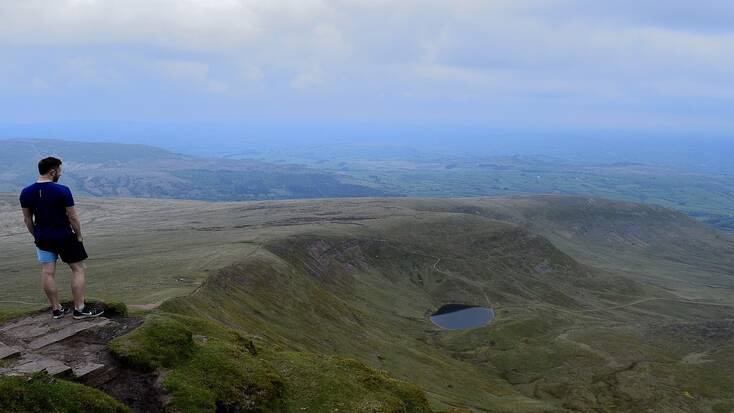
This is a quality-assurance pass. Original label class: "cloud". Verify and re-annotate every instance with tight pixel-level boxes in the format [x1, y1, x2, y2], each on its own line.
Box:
[0, 0, 263, 50]
[0, 0, 732, 132]
[150, 59, 228, 93]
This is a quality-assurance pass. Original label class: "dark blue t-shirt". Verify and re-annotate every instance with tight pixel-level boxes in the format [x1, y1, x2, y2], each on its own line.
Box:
[19, 182, 75, 243]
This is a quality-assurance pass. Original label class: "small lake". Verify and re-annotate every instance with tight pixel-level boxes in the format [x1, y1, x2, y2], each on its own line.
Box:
[429, 304, 495, 330]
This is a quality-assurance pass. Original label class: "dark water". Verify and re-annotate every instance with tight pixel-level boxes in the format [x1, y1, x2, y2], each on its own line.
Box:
[429, 304, 495, 330]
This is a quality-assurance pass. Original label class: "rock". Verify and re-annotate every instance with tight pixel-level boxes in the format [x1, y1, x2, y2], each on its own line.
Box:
[28, 319, 110, 350]
[2, 315, 77, 340]
[0, 309, 160, 411]
[13, 357, 71, 376]
[72, 362, 106, 379]
[0, 342, 21, 360]
[0, 316, 37, 333]
[244, 339, 257, 356]
[4, 322, 56, 340]
[1, 312, 134, 388]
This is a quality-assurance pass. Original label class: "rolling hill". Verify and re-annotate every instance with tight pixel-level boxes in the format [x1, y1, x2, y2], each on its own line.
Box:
[4, 138, 733, 235]
[0, 194, 732, 412]
[0, 139, 385, 200]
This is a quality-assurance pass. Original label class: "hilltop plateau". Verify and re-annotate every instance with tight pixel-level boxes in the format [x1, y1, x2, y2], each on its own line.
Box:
[1, 195, 732, 412]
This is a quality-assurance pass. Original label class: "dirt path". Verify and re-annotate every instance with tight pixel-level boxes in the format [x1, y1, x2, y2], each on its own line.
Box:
[500, 296, 734, 315]
[127, 303, 162, 311]
[577, 297, 734, 313]
[577, 297, 662, 313]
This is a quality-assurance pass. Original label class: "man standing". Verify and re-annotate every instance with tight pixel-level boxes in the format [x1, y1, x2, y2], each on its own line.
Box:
[19, 157, 103, 320]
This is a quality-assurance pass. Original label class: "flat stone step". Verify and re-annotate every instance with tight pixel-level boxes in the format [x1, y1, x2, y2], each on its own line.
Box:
[13, 357, 71, 376]
[72, 362, 106, 379]
[28, 319, 110, 350]
[0, 311, 129, 385]
[0, 342, 21, 360]
[3, 316, 77, 340]
[0, 316, 38, 333]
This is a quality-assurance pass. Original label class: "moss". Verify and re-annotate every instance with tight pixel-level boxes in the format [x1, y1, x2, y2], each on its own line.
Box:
[103, 302, 129, 317]
[0, 310, 24, 324]
[713, 401, 734, 413]
[109, 313, 435, 412]
[107, 315, 195, 372]
[0, 374, 129, 413]
[340, 358, 433, 412]
[163, 336, 284, 413]
[270, 352, 433, 413]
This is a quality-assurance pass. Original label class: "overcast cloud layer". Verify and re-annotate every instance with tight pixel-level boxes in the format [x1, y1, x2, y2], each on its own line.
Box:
[1, 0, 733, 136]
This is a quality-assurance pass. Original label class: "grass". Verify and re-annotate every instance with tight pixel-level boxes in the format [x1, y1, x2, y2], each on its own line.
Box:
[163, 209, 733, 411]
[3, 194, 733, 411]
[107, 315, 195, 372]
[0, 374, 129, 413]
[103, 302, 129, 317]
[329, 158, 734, 232]
[0, 310, 24, 324]
[108, 313, 436, 413]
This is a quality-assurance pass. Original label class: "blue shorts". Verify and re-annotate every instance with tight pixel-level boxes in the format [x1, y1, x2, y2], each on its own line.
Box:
[36, 248, 59, 263]
[34, 235, 88, 264]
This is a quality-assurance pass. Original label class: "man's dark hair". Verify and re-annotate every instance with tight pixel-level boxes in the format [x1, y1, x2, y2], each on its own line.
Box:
[38, 157, 62, 175]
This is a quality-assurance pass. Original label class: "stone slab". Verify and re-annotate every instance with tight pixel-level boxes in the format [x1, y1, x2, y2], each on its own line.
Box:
[72, 362, 106, 379]
[0, 312, 81, 340]
[28, 319, 110, 350]
[4, 317, 78, 340]
[0, 317, 37, 333]
[0, 343, 21, 360]
[5, 324, 54, 340]
[13, 358, 71, 376]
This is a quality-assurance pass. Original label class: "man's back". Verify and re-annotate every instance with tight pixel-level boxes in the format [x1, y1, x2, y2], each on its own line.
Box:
[20, 156, 101, 320]
[19, 182, 75, 243]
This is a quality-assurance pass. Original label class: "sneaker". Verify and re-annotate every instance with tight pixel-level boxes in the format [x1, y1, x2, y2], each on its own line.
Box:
[52, 305, 71, 319]
[73, 305, 104, 320]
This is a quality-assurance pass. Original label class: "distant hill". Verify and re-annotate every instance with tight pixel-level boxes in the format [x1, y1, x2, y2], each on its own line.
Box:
[4, 138, 733, 234]
[289, 150, 734, 233]
[0, 139, 386, 200]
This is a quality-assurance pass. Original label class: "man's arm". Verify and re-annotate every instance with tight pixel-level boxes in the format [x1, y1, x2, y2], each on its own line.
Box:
[22, 208, 34, 236]
[66, 206, 83, 242]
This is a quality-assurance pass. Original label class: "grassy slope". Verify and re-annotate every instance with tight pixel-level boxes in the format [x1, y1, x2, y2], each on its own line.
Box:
[0, 374, 130, 413]
[435, 196, 734, 302]
[0, 195, 259, 308]
[162, 211, 734, 411]
[2, 194, 733, 411]
[107, 313, 442, 413]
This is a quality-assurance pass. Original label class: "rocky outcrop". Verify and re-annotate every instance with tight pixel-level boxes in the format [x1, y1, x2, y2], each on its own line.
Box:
[0, 311, 113, 379]
[0, 308, 164, 412]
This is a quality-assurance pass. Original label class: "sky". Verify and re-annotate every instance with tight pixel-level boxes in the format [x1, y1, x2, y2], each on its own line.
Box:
[1, 0, 733, 146]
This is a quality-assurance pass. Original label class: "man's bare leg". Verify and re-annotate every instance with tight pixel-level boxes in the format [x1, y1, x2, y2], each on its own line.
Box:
[41, 262, 60, 310]
[69, 261, 86, 310]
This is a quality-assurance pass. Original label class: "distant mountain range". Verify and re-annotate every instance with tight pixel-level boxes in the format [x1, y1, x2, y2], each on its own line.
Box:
[0, 139, 386, 201]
